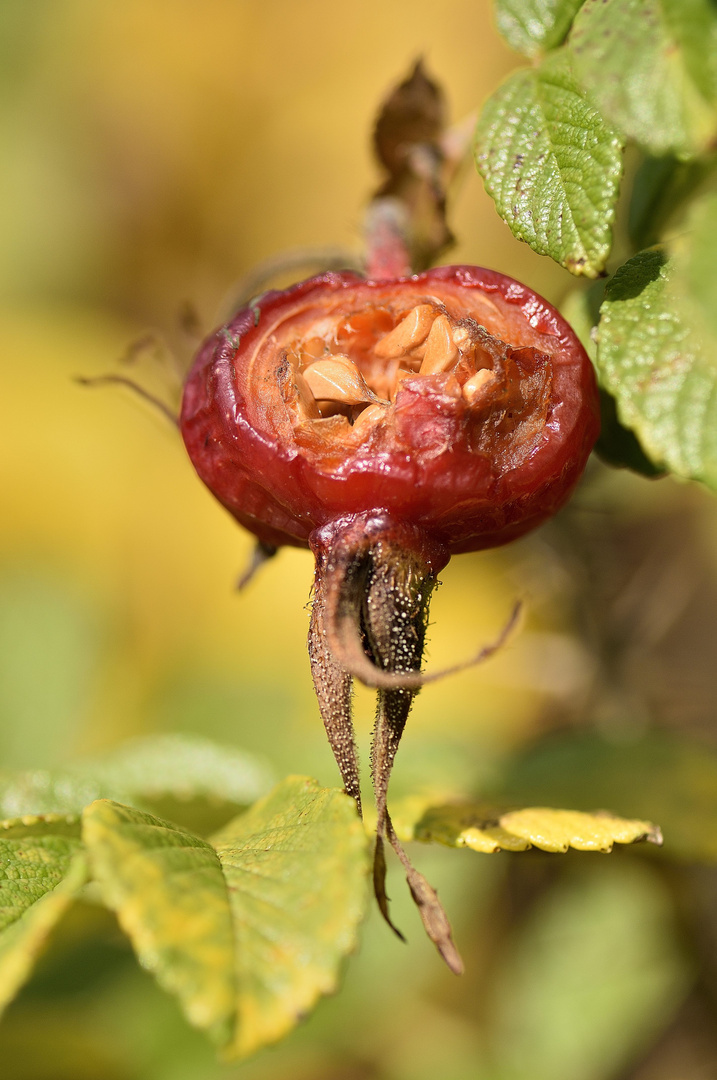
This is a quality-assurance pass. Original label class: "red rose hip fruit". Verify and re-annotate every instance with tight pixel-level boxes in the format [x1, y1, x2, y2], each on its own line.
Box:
[181, 265, 599, 555]
[180, 265, 599, 973]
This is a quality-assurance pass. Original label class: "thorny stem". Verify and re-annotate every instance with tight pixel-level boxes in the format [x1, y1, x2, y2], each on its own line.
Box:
[309, 547, 363, 815]
[308, 517, 463, 973]
[361, 539, 463, 974]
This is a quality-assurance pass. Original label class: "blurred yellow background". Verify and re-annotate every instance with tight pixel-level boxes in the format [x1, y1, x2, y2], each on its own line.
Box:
[0, 0, 559, 784]
[3, 3, 717, 1079]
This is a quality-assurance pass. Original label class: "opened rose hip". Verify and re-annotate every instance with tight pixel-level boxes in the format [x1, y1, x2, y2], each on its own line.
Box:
[180, 263, 599, 973]
[181, 265, 598, 552]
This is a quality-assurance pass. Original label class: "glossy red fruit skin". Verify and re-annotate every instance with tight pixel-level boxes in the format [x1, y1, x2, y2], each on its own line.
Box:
[180, 267, 600, 555]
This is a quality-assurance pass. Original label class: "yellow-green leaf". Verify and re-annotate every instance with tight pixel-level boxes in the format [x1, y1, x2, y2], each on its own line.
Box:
[389, 797, 661, 854]
[212, 776, 369, 1060]
[82, 778, 370, 1061]
[0, 821, 86, 1016]
[82, 800, 237, 1045]
[497, 808, 661, 852]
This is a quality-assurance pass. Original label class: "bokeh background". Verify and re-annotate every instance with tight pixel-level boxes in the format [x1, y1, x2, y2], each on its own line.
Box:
[2, 2, 717, 1078]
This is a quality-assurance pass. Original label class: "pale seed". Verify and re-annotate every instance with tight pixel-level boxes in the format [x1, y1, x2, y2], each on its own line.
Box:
[303, 355, 381, 406]
[351, 402, 388, 435]
[374, 304, 436, 358]
[452, 326, 472, 349]
[311, 413, 351, 435]
[293, 372, 321, 420]
[462, 368, 499, 405]
[391, 368, 412, 399]
[419, 314, 459, 375]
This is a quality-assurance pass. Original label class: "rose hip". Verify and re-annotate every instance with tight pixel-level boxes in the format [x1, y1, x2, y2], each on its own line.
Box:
[181, 266, 598, 555]
[180, 265, 600, 972]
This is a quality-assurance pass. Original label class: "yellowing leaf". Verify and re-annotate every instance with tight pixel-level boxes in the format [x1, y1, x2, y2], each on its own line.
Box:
[82, 800, 237, 1045]
[82, 778, 370, 1061]
[497, 808, 661, 852]
[212, 776, 369, 1060]
[497, 732, 717, 863]
[389, 797, 661, 854]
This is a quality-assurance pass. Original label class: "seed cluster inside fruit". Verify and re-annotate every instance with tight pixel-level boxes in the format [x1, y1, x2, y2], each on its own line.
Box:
[279, 299, 554, 463]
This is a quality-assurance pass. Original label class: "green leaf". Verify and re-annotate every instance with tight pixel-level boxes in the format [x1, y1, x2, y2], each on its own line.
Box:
[490, 862, 691, 1080]
[596, 247, 717, 487]
[0, 735, 273, 820]
[0, 816, 82, 932]
[212, 776, 369, 1060]
[569, 0, 717, 158]
[495, 0, 586, 57]
[83, 734, 274, 807]
[0, 770, 115, 819]
[475, 49, 624, 276]
[681, 188, 717, 339]
[561, 286, 666, 476]
[389, 796, 660, 854]
[495, 732, 717, 862]
[83, 778, 370, 1060]
[0, 819, 86, 1015]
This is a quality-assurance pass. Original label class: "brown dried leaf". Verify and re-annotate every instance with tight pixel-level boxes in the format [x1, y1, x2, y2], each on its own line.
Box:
[374, 58, 445, 177]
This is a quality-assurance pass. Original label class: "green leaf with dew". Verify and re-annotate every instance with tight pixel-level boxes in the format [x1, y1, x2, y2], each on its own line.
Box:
[475, 49, 624, 276]
[495, 0, 586, 58]
[569, 0, 717, 158]
[561, 286, 665, 476]
[596, 241, 717, 488]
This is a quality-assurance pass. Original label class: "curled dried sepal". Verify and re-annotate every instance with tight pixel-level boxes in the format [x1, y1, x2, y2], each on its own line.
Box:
[315, 527, 522, 689]
[236, 541, 278, 591]
[388, 816, 463, 975]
